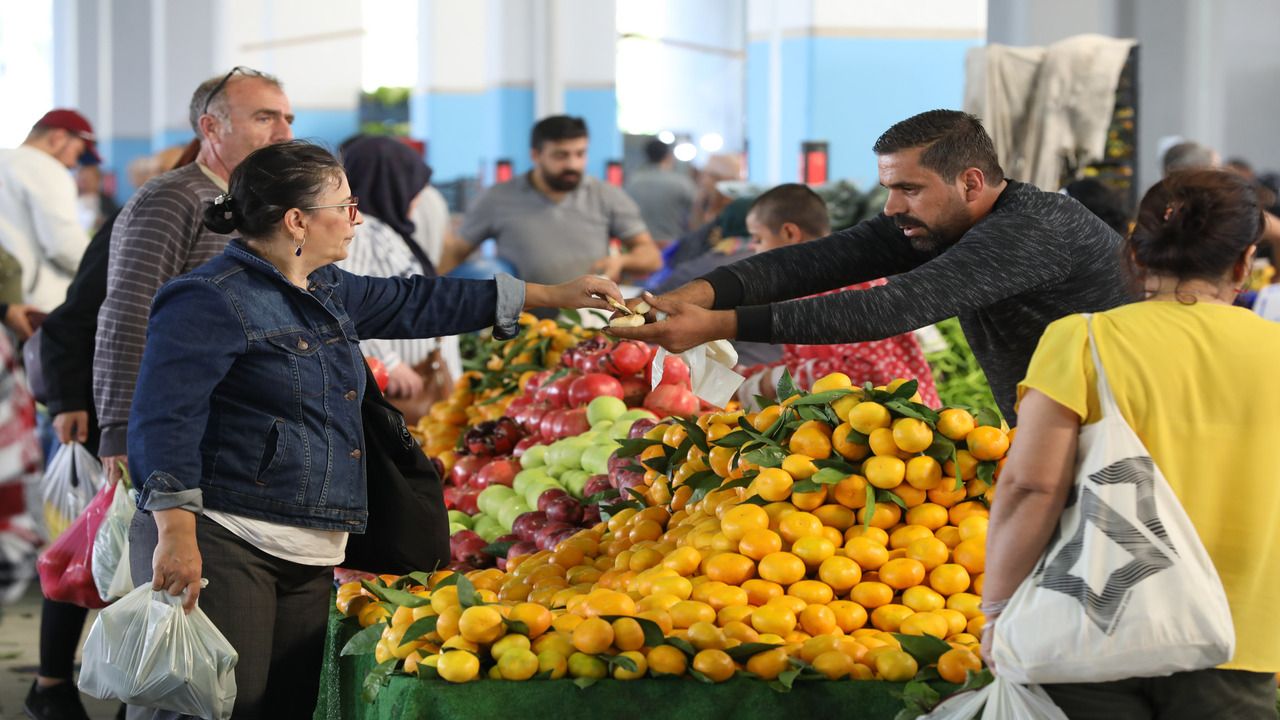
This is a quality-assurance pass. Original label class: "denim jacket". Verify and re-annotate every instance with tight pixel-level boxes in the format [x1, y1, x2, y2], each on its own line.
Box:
[128, 240, 523, 531]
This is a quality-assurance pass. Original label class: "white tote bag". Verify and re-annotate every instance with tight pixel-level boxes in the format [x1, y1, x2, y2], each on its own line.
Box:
[990, 316, 1234, 684]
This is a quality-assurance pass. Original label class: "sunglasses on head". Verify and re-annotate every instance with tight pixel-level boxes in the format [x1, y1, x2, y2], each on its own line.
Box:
[303, 198, 360, 223]
[202, 66, 269, 116]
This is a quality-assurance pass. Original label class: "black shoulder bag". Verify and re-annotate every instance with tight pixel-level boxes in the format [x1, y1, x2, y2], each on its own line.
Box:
[343, 361, 450, 575]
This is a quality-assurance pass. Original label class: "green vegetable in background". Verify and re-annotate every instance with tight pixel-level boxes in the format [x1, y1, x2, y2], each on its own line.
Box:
[923, 318, 1001, 421]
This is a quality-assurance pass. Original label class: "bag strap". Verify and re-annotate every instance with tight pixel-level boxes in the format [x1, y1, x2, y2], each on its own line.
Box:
[1082, 313, 1122, 419]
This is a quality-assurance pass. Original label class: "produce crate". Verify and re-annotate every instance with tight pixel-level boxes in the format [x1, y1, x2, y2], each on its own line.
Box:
[317, 608, 921, 720]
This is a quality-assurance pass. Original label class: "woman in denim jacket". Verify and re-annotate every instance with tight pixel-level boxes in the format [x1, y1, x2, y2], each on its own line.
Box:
[125, 140, 619, 718]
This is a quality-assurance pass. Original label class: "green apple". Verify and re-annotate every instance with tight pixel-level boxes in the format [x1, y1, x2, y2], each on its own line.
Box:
[513, 467, 553, 496]
[520, 444, 549, 469]
[548, 437, 591, 473]
[561, 469, 591, 499]
[497, 498, 532, 531]
[587, 396, 628, 426]
[448, 522, 467, 536]
[616, 408, 658, 423]
[580, 443, 619, 476]
[477, 486, 516, 516]
[523, 478, 561, 509]
[447, 510, 473, 529]
[473, 513, 505, 542]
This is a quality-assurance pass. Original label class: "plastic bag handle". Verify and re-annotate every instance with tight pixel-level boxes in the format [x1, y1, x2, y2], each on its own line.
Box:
[152, 578, 209, 607]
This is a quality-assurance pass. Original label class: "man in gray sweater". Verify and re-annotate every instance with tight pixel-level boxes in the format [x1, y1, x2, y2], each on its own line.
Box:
[93, 67, 294, 482]
[612, 110, 1133, 423]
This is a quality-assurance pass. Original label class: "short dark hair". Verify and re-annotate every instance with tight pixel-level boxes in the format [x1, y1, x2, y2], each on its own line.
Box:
[1128, 169, 1263, 283]
[189, 67, 283, 134]
[202, 140, 344, 239]
[531, 115, 588, 150]
[644, 138, 672, 164]
[748, 183, 832, 238]
[872, 110, 1004, 184]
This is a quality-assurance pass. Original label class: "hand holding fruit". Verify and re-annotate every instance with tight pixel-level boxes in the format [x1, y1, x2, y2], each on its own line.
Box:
[607, 292, 737, 354]
[524, 275, 622, 313]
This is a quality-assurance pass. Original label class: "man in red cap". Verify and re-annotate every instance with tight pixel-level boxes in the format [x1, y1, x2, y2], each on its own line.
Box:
[0, 109, 97, 310]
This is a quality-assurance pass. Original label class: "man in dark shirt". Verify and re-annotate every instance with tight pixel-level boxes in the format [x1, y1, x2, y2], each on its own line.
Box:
[611, 110, 1133, 422]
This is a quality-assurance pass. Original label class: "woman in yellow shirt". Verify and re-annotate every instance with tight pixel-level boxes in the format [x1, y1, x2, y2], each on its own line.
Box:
[982, 169, 1280, 719]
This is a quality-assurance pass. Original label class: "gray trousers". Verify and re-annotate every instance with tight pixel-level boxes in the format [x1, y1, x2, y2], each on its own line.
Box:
[127, 512, 333, 720]
[1043, 668, 1278, 720]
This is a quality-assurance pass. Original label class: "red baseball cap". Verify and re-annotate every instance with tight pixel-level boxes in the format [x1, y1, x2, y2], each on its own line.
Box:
[35, 109, 100, 163]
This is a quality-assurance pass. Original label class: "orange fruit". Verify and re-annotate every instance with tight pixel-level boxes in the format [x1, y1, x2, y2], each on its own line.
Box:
[873, 648, 918, 681]
[661, 546, 703, 577]
[958, 516, 989, 542]
[868, 428, 904, 458]
[937, 608, 969, 636]
[788, 580, 834, 608]
[937, 408, 976, 441]
[745, 646, 791, 680]
[846, 525, 890, 545]
[751, 405, 783, 433]
[758, 552, 807, 585]
[458, 606, 505, 644]
[857, 502, 903, 530]
[850, 581, 894, 609]
[789, 422, 833, 460]
[813, 504, 856, 530]
[870, 604, 914, 633]
[892, 418, 933, 454]
[928, 482, 967, 508]
[812, 372, 853, 394]
[777, 511, 824, 544]
[889, 524, 933, 550]
[966, 426, 1009, 461]
[742, 578, 785, 606]
[818, 556, 862, 593]
[437, 649, 481, 683]
[879, 558, 927, 590]
[937, 647, 983, 683]
[832, 423, 871, 461]
[669, 600, 717, 628]
[944, 449, 978, 480]
[705, 553, 756, 585]
[864, 456, 906, 490]
[905, 503, 949, 531]
[791, 535, 837, 570]
[739, 528, 784, 561]
[648, 644, 689, 676]
[947, 592, 982, 620]
[899, 611, 949, 638]
[790, 487, 827, 511]
[692, 649, 736, 682]
[611, 617, 647, 652]
[831, 474, 870, 509]
[902, 585, 946, 613]
[950, 501, 990, 527]
[904, 456, 943, 490]
[750, 603, 798, 636]
[812, 650, 855, 679]
[709, 446, 737, 477]
[782, 454, 818, 480]
[953, 539, 986, 574]
[845, 537, 889, 570]
[571, 617, 615, 654]
[508, 603, 553, 639]
[687, 621, 727, 650]
[829, 600, 868, 633]
[891, 482, 927, 508]
[751, 468, 794, 502]
[906, 537, 950, 571]
[721, 504, 770, 542]
[848, 402, 892, 435]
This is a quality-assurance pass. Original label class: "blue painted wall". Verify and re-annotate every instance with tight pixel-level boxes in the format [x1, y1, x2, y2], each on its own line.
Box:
[102, 136, 154, 202]
[410, 86, 535, 184]
[746, 36, 981, 188]
[565, 87, 621, 180]
[289, 108, 360, 152]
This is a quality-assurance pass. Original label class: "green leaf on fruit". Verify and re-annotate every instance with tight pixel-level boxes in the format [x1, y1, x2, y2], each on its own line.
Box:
[724, 642, 782, 662]
[688, 668, 715, 684]
[455, 574, 482, 608]
[532, 669, 554, 680]
[795, 405, 830, 423]
[361, 581, 430, 608]
[625, 487, 649, 503]
[890, 379, 920, 400]
[863, 485, 878, 527]
[604, 653, 638, 673]
[842, 425, 871, 445]
[686, 471, 725, 504]
[885, 398, 940, 425]
[893, 633, 952, 666]
[719, 476, 754, 492]
[664, 637, 697, 656]
[361, 659, 399, 703]
[585, 488, 621, 505]
[482, 541, 515, 557]
[789, 389, 854, 406]
[763, 408, 794, 440]
[741, 445, 786, 468]
[811, 467, 848, 485]
[341, 622, 386, 656]
[773, 666, 802, 691]
[736, 416, 779, 447]
[741, 495, 771, 506]
[573, 677, 599, 690]
[503, 618, 530, 636]
[641, 454, 669, 473]
[914, 667, 942, 683]
[776, 369, 801, 401]
[432, 572, 460, 588]
[974, 408, 1002, 428]
[615, 438, 660, 458]
[814, 457, 857, 473]
[791, 480, 821, 494]
[878, 489, 909, 510]
[406, 571, 433, 587]
[558, 307, 583, 326]
[400, 616, 439, 647]
[924, 435, 956, 464]
[960, 668, 995, 692]
[714, 430, 752, 448]
[675, 417, 710, 453]
[976, 460, 997, 484]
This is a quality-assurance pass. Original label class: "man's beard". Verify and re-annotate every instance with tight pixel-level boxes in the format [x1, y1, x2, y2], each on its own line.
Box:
[545, 170, 582, 192]
[893, 213, 964, 253]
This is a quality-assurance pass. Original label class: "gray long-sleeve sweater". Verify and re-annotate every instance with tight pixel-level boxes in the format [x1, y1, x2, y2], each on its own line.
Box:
[703, 180, 1134, 423]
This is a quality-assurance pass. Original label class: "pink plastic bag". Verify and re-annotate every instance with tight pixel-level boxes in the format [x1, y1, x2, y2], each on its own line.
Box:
[37, 482, 117, 609]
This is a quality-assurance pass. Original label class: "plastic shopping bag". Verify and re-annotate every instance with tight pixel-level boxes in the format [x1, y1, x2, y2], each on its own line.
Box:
[92, 485, 136, 602]
[106, 532, 134, 600]
[79, 583, 238, 720]
[990, 317, 1234, 684]
[36, 481, 115, 609]
[40, 442, 103, 541]
[923, 677, 1068, 720]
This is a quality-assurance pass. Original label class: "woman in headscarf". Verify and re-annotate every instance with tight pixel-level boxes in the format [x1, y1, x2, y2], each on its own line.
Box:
[338, 135, 448, 422]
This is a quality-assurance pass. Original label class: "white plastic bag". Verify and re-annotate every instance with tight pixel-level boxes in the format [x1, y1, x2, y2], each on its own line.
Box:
[40, 442, 104, 541]
[990, 316, 1235, 684]
[106, 533, 133, 600]
[91, 486, 135, 602]
[923, 677, 1068, 720]
[79, 583, 238, 720]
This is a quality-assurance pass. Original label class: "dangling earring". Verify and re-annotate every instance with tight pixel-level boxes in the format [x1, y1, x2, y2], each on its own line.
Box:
[294, 234, 306, 257]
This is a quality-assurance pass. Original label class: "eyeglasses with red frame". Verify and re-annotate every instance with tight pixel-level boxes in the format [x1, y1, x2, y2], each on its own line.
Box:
[302, 197, 360, 223]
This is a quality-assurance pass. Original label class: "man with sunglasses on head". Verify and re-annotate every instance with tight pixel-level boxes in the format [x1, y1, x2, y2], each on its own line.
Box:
[93, 68, 293, 487]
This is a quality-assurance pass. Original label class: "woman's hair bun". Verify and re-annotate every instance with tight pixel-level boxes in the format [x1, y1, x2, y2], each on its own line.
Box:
[202, 193, 240, 234]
